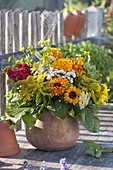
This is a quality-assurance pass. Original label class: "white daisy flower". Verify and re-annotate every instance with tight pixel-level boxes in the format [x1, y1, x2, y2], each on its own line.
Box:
[79, 91, 90, 110]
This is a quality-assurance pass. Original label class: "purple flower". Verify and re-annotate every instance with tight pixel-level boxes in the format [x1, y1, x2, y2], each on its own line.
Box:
[60, 158, 68, 170]
[27, 164, 32, 170]
[40, 161, 48, 170]
[23, 160, 28, 168]
[23, 160, 32, 170]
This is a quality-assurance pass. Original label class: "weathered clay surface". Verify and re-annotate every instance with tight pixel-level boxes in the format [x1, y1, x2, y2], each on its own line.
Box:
[26, 112, 79, 151]
[0, 118, 20, 156]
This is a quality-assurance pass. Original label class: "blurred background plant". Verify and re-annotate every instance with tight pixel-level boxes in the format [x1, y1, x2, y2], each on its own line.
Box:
[64, 0, 88, 12]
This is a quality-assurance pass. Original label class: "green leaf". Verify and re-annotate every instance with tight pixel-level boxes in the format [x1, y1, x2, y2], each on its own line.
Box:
[19, 47, 25, 52]
[83, 141, 102, 158]
[22, 114, 36, 129]
[8, 56, 12, 62]
[68, 108, 76, 118]
[102, 147, 113, 152]
[78, 107, 100, 133]
[5, 107, 31, 124]
[47, 100, 69, 120]
[36, 93, 42, 105]
[7, 90, 13, 100]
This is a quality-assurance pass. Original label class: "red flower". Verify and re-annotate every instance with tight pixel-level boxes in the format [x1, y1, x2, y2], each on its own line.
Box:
[7, 63, 31, 82]
[16, 63, 23, 68]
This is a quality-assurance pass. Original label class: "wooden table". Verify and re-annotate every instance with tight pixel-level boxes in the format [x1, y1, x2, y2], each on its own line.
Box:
[0, 106, 113, 170]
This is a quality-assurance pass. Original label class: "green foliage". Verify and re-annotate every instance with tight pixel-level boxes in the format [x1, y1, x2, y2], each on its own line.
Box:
[5, 107, 31, 124]
[64, 0, 88, 11]
[22, 114, 37, 129]
[83, 141, 113, 158]
[58, 41, 113, 102]
[78, 105, 100, 133]
[47, 99, 70, 120]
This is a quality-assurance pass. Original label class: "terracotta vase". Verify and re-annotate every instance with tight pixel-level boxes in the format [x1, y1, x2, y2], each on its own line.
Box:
[0, 117, 21, 157]
[63, 10, 78, 39]
[63, 10, 85, 39]
[72, 10, 85, 38]
[26, 111, 79, 151]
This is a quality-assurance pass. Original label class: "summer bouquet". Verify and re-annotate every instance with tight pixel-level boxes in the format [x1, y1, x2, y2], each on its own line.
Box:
[3, 41, 109, 132]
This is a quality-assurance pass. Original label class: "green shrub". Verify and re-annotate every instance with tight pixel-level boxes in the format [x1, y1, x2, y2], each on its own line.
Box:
[58, 41, 113, 102]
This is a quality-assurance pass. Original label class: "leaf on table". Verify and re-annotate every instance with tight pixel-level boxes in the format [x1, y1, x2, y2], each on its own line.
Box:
[83, 141, 102, 158]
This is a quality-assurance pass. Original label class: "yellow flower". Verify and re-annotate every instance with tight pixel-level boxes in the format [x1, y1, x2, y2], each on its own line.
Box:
[2, 66, 10, 74]
[52, 58, 72, 72]
[64, 86, 82, 105]
[72, 57, 84, 68]
[96, 84, 109, 104]
[47, 48, 62, 59]
[83, 51, 90, 55]
[72, 58, 86, 77]
[76, 67, 86, 77]
[23, 93, 31, 103]
[27, 75, 35, 83]
[90, 83, 109, 105]
[49, 77, 69, 96]
[15, 74, 49, 103]
[31, 62, 40, 72]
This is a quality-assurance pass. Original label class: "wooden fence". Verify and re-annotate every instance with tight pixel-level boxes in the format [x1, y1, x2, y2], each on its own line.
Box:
[0, 9, 64, 130]
[0, 9, 64, 55]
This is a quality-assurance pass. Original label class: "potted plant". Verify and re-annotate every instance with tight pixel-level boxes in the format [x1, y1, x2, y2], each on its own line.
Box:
[2, 40, 109, 151]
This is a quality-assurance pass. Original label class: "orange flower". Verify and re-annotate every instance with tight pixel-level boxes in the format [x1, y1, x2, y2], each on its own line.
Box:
[52, 58, 73, 72]
[49, 77, 69, 96]
[72, 58, 86, 77]
[47, 48, 62, 59]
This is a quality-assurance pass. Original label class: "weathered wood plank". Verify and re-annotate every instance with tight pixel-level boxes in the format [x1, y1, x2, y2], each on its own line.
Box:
[5, 10, 14, 54]
[0, 73, 6, 116]
[0, 10, 5, 54]
[13, 9, 21, 52]
[19, 10, 28, 49]
[28, 11, 37, 47]
[40, 11, 45, 46]
[36, 11, 41, 47]
[57, 12, 64, 44]
[0, 163, 24, 170]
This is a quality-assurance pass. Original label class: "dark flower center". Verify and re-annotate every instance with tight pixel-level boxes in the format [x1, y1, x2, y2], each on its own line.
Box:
[54, 83, 61, 87]
[69, 91, 76, 99]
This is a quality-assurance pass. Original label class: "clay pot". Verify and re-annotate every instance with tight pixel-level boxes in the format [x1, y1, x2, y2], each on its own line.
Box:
[72, 10, 85, 38]
[63, 10, 78, 38]
[0, 117, 20, 157]
[26, 111, 79, 151]
[63, 10, 85, 39]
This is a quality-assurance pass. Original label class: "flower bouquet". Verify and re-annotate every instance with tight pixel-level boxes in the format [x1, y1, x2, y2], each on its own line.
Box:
[3, 41, 108, 133]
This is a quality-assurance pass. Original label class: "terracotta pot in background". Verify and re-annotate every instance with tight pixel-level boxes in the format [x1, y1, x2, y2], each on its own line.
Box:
[73, 10, 85, 38]
[63, 10, 85, 39]
[63, 10, 78, 38]
[0, 117, 20, 157]
[26, 111, 79, 151]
